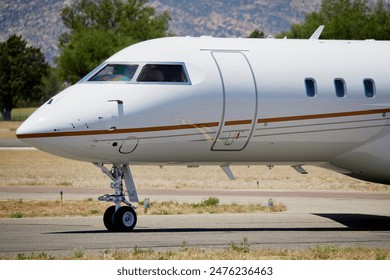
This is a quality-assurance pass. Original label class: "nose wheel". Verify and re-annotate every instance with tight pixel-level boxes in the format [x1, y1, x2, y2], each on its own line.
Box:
[103, 205, 137, 232]
[95, 163, 139, 232]
[115, 206, 137, 231]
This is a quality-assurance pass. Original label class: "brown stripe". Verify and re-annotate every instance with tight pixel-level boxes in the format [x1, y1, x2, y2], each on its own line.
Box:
[17, 122, 219, 139]
[225, 119, 252, 126]
[258, 108, 390, 124]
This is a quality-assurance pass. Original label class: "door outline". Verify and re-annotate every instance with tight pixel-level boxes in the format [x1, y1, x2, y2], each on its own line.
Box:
[211, 51, 258, 151]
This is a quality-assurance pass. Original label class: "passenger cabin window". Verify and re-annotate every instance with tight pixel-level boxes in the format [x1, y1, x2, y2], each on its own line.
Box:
[363, 79, 376, 98]
[89, 64, 138, 81]
[304, 78, 317, 97]
[137, 64, 189, 83]
[334, 78, 346, 97]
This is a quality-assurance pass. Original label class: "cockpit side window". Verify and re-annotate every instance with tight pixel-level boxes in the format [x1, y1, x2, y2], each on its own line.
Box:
[89, 64, 138, 81]
[137, 64, 189, 83]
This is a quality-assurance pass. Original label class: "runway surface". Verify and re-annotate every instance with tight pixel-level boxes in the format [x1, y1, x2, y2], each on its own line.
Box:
[0, 139, 28, 148]
[0, 190, 389, 257]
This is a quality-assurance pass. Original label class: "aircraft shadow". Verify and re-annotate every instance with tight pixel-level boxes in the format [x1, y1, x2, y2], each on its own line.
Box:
[45, 213, 390, 234]
[314, 213, 390, 231]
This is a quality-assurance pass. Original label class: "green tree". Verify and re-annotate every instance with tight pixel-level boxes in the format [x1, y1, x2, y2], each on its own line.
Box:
[57, 28, 132, 85]
[0, 35, 49, 120]
[278, 0, 390, 40]
[248, 29, 265, 38]
[57, 0, 171, 84]
[369, 0, 390, 39]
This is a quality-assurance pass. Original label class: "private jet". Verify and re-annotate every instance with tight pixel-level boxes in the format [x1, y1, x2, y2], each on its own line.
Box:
[17, 27, 390, 231]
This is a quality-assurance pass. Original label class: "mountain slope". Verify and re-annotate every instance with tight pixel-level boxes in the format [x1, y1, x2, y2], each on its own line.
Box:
[149, 0, 322, 37]
[1, 0, 387, 64]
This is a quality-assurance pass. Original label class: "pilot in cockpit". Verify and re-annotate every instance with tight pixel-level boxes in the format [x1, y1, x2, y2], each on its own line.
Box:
[112, 65, 131, 81]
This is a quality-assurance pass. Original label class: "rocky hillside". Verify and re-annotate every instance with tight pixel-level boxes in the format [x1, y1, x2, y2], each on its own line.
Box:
[0, 0, 73, 64]
[1, 0, 387, 64]
[149, 0, 322, 37]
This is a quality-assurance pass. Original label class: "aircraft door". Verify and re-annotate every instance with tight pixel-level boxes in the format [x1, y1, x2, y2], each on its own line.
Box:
[211, 51, 258, 151]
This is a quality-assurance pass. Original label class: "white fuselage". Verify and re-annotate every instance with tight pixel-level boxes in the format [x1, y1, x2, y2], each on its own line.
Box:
[17, 37, 390, 184]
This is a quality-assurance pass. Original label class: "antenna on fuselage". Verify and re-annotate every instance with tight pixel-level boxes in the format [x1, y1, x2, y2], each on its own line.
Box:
[309, 25, 325, 40]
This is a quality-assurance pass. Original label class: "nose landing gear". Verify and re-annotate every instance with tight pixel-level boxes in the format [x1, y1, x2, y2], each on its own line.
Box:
[94, 163, 139, 232]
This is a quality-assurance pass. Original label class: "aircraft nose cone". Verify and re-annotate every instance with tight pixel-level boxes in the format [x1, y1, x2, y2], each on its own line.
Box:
[16, 111, 43, 135]
[16, 121, 33, 137]
[15, 111, 68, 156]
[16, 109, 54, 146]
[16, 119, 40, 146]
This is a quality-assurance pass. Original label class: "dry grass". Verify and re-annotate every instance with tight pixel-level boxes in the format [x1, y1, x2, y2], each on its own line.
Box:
[0, 199, 107, 218]
[1, 149, 389, 192]
[2, 244, 389, 260]
[1, 150, 106, 188]
[0, 198, 285, 218]
[0, 121, 21, 139]
[101, 245, 390, 260]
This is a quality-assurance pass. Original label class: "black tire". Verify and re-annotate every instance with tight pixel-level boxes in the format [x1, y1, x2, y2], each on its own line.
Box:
[103, 205, 117, 231]
[114, 206, 137, 232]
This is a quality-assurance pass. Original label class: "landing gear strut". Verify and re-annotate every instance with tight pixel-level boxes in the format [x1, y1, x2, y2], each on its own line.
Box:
[94, 163, 139, 232]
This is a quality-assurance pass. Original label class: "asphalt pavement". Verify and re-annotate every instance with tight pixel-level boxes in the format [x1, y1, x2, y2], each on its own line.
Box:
[0, 191, 389, 257]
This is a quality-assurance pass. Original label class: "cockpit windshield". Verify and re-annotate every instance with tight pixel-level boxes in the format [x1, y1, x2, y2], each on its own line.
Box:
[89, 64, 138, 82]
[137, 64, 189, 83]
